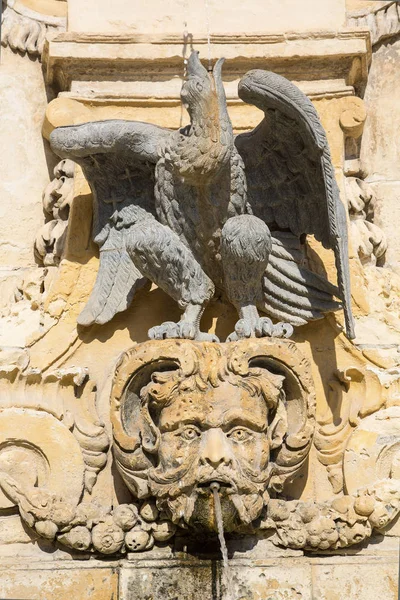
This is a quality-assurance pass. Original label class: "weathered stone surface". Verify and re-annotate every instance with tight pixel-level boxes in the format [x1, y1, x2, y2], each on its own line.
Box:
[0, 46, 51, 272]
[0, 564, 118, 600]
[360, 39, 400, 272]
[68, 0, 346, 36]
[119, 556, 314, 600]
[1, 0, 400, 597]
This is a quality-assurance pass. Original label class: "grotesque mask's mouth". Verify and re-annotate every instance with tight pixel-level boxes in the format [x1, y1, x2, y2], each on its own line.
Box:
[197, 479, 234, 492]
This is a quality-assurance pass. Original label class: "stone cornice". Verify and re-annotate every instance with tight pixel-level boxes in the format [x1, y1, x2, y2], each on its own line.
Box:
[46, 29, 370, 45]
[43, 29, 371, 96]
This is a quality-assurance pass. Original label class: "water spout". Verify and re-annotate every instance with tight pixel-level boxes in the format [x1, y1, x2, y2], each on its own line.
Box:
[210, 482, 233, 600]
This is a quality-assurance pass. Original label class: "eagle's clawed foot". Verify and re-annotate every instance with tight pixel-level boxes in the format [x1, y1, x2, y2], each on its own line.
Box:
[227, 317, 293, 342]
[148, 321, 219, 342]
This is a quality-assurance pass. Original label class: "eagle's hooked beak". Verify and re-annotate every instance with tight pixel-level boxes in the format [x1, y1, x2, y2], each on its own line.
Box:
[187, 50, 208, 79]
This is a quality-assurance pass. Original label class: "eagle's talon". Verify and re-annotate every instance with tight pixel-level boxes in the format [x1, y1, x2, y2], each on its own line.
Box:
[227, 317, 294, 341]
[272, 322, 294, 338]
[255, 317, 274, 337]
[148, 321, 219, 342]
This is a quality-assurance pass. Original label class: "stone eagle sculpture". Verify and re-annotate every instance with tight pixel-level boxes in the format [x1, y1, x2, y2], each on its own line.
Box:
[50, 51, 355, 342]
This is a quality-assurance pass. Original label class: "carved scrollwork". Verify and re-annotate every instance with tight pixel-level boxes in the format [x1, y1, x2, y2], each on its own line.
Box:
[2, 340, 399, 554]
[0, 362, 177, 555]
[264, 400, 400, 550]
[314, 365, 385, 493]
[0, 365, 109, 494]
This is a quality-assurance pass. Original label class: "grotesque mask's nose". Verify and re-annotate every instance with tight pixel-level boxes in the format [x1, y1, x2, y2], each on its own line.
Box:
[199, 429, 233, 469]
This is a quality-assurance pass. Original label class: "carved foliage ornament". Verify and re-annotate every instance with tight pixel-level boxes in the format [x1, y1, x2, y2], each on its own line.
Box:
[34, 159, 74, 267]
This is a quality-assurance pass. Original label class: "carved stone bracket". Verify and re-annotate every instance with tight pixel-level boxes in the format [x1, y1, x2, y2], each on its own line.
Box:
[1, 0, 66, 57]
[348, 1, 400, 47]
[34, 159, 75, 267]
[345, 176, 387, 266]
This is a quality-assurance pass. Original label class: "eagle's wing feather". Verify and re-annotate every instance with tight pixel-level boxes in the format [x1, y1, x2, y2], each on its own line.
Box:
[236, 71, 355, 338]
[50, 120, 172, 326]
[261, 234, 342, 327]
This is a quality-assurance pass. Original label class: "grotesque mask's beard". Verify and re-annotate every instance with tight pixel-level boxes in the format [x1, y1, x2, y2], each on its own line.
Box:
[148, 455, 272, 531]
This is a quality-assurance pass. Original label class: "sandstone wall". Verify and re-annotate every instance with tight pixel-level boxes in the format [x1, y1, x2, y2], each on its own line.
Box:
[68, 0, 346, 36]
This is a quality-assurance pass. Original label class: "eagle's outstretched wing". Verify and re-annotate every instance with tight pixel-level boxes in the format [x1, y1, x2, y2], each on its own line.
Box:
[50, 120, 172, 326]
[236, 70, 355, 339]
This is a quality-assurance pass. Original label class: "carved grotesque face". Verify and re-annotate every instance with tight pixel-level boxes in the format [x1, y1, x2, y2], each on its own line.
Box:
[142, 371, 287, 531]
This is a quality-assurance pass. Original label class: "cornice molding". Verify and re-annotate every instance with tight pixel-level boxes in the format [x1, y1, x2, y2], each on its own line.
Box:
[43, 29, 371, 97]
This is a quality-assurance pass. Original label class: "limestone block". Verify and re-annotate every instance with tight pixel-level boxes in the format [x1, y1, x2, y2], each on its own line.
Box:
[68, 0, 346, 36]
[0, 565, 118, 600]
[361, 39, 400, 181]
[312, 559, 398, 600]
[119, 557, 313, 600]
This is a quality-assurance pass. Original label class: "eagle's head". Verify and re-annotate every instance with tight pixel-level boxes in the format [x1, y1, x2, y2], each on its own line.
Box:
[181, 51, 226, 124]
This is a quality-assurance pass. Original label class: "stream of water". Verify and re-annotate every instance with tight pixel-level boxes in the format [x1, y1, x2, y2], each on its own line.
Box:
[204, 0, 212, 70]
[210, 483, 234, 600]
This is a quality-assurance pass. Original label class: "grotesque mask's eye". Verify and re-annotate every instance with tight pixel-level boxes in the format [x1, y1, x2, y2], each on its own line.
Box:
[195, 82, 203, 92]
[179, 426, 201, 441]
[227, 428, 253, 443]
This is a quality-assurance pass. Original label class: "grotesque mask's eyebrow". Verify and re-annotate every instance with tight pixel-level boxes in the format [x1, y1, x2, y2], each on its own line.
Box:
[159, 416, 203, 433]
[220, 410, 267, 433]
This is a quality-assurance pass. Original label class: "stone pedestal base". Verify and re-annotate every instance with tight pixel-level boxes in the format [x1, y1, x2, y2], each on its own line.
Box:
[0, 536, 398, 600]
